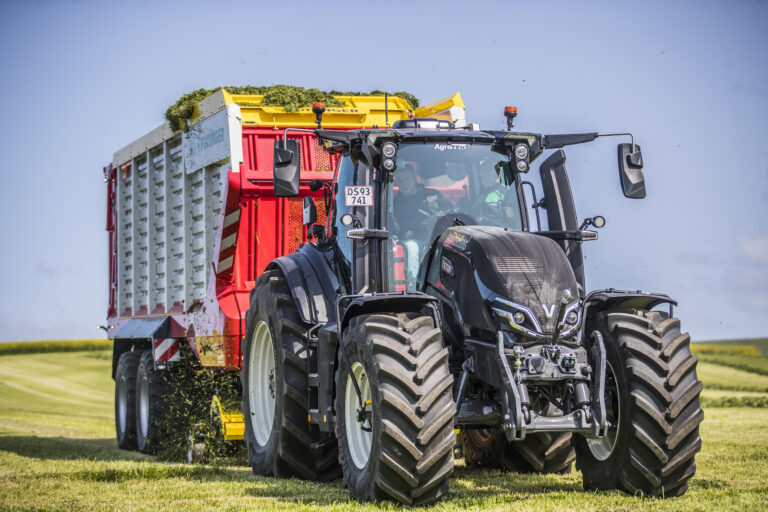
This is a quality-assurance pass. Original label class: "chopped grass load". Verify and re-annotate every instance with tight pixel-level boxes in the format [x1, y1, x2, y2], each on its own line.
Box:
[164, 85, 420, 130]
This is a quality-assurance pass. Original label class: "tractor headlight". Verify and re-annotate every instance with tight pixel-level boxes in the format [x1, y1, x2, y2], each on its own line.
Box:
[382, 158, 396, 171]
[514, 144, 529, 160]
[381, 142, 397, 158]
[513, 312, 526, 325]
[566, 311, 578, 324]
[516, 160, 529, 172]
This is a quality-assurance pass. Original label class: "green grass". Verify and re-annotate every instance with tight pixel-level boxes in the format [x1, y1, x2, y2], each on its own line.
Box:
[694, 338, 768, 356]
[691, 341, 768, 380]
[691, 344, 759, 356]
[1, 349, 768, 510]
[0, 339, 112, 355]
[697, 353, 768, 377]
[696, 361, 768, 393]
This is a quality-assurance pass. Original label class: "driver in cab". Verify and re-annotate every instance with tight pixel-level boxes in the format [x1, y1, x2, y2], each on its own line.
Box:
[471, 160, 519, 227]
[393, 164, 446, 241]
[392, 164, 447, 286]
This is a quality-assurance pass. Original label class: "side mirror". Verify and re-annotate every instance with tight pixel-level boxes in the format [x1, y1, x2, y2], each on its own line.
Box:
[273, 139, 301, 197]
[618, 143, 646, 199]
[302, 196, 317, 226]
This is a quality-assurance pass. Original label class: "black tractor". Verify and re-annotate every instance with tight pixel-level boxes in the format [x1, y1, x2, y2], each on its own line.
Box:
[240, 109, 702, 505]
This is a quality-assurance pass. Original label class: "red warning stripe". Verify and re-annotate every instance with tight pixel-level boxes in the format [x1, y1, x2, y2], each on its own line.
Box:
[153, 338, 181, 363]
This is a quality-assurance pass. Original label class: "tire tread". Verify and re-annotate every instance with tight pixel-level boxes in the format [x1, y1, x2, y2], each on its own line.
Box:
[577, 309, 702, 498]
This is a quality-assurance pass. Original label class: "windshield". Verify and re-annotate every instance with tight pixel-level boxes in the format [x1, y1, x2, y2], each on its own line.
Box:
[387, 142, 524, 291]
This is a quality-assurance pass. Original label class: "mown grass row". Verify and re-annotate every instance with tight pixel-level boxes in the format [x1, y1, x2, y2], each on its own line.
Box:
[692, 341, 768, 376]
[701, 395, 768, 408]
[689, 341, 768, 409]
[696, 353, 768, 377]
[691, 343, 760, 356]
[694, 337, 768, 355]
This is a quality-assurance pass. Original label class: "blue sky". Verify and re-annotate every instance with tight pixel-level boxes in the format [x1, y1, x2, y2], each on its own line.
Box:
[0, 0, 765, 341]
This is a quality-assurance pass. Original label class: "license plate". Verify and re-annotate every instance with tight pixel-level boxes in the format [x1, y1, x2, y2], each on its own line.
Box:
[344, 186, 373, 206]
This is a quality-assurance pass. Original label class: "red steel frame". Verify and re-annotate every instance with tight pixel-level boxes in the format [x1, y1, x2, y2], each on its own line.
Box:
[107, 126, 342, 370]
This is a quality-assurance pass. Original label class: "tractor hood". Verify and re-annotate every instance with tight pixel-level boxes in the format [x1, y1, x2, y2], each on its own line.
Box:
[441, 226, 578, 333]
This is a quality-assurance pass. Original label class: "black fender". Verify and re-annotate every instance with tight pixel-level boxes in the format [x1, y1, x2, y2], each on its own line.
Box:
[581, 288, 677, 341]
[112, 338, 151, 379]
[338, 292, 442, 339]
[110, 316, 185, 378]
[584, 288, 676, 312]
[267, 243, 342, 325]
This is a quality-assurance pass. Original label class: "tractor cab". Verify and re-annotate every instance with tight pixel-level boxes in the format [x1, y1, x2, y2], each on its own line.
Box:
[271, 109, 648, 335]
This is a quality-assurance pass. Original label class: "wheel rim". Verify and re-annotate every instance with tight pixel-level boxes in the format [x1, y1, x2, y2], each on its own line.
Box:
[117, 375, 127, 434]
[587, 361, 620, 461]
[248, 321, 276, 446]
[345, 362, 373, 469]
[138, 371, 149, 439]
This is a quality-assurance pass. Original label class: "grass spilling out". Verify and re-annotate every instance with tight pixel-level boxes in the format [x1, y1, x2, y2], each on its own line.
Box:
[153, 347, 245, 463]
[1, 340, 767, 510]
[165, 85, 420, 130]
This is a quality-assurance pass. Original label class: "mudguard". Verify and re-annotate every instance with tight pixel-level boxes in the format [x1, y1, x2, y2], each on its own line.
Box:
[338, 292, 442, 337]
[583, 289, 676, 313]
[267, 243, 342, 325]
[110, 316, 184, 378]
[581, 288, 676, 341]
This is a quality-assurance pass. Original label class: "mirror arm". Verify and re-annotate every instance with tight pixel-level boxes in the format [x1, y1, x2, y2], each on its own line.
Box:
[282, 127, 316, 141]
[542, 133, 598, 148]
[597, 132, 636, 153]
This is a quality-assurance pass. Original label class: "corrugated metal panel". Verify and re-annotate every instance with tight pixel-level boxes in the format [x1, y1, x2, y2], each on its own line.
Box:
[115, 115, 229, 317]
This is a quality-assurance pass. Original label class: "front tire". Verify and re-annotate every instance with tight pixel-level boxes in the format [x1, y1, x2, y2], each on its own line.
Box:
[115, 351, 140, 450]
[335, 314, 455, 506]
[241, 269, 339, 480]
[575, 310, 703, 497]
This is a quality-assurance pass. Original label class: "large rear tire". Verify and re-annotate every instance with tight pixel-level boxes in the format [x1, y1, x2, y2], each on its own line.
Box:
[461, 429, 575, 474]
[575, 310, 703, 497]
[335, 314, 455, 506]
[241, 269, 339, 480]
[136, 350, 171, 454]
[115, 351, 140, 450]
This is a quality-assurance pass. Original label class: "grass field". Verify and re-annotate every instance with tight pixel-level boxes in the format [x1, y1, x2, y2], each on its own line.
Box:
[1, 343, 767, 511]
[695, 337, 768, 356]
